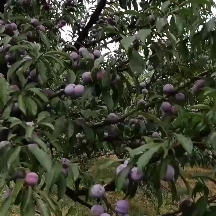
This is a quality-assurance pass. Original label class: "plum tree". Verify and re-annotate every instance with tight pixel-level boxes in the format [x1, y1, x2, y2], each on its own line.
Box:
[0, 0, 215, 215]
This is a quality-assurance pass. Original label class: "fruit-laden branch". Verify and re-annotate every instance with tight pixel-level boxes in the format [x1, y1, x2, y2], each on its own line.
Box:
[74, 0, 107, 50]
[91, 69, 210, 128]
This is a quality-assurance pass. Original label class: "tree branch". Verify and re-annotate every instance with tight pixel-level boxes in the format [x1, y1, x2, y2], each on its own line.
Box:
[74, 0, 107, 50]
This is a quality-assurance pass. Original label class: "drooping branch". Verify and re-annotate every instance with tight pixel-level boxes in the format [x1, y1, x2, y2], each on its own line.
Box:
[74, 0, 107, 50]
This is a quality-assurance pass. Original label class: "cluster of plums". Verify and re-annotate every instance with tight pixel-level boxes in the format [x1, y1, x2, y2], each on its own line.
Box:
[88, 159, 175, 215]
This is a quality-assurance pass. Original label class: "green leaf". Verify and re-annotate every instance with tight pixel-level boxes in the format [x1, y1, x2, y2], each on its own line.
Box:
[7, 146, 21, 168]
[129, 50, 145, 77]
[18, 94, 27, 115]
[28, 88, 48, 102]
[137, 145, 161, 171]
[121, 36, 134, 51]
[0, 195, 12, 215]
[161, 0, 170, 13]
[166, 31, 177, 47]
[20, 197, 35, 216]
[26, 125, 34, 138]
[102, 91, 114, 111]
[173, 15, 184, 34]
[66, 70, 76, 84]
[136, 29, 151, 44]
[53, 116, 66, 138]
[37, 191, 62, 216]
[28, 145, 52, 171]
[46, 162, 62, 190]
[174, 133, 193, 154]
[39, 31, 50, 50]
[36, 198, 51, 216]
[3, 36, 12, 48]
[32, 133, 48, 152]
[98, 159, 119, 170]
[0, 78, 8, 106]
[156, 17, 168, 32]
[66, 207, 76, 216]
[25, 97, 38, 116]
[21, 186, 32, 211]
[37, 111, 50, 123]
[192, 196, 208, 216]
[66, 119, 74, 138]
[11, 179, 24, 203]
[56, 174, 66, 200]
[7, 59, 26, 81]
[82, 123, 94, 143]
[116, 165, 131, 190]
[189, 104, 211, 110]
[39, 122, 54, 130]
[68, 164, 80, 182]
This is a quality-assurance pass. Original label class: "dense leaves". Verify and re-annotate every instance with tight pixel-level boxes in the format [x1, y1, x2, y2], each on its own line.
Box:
[0, 0, 216, 215]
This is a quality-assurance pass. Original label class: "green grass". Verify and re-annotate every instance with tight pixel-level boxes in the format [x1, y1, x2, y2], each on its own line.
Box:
[1, 157, 214, 216]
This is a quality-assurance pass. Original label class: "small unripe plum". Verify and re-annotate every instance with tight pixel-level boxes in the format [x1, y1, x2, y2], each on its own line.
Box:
[9, 85, 19, 91]
[44, 88, 54, 96]
[93, 50, 101, 58]
[107, 113, 119, 123]
[82, 72, 92, 84]
[107, 17, 116, 25]
[96, 69, 106, 80]
[64, 84, 75, 96]
[175, 93, 185, 101]
[61, 158, 70, 168]
[130, 167, 144, 182]
[62, 168, 68, 178]
[90, 205, 104, 216]
[116, 164, 127, 175]
[0, 20, 4, 25]
[25, 172, 39, 186]
[171, 105, 178, 115]
[12, 169, 26, 181]
[78, 47, 87, 53]
[140, 82, 146, 88]
[4, 189, 12, 199]
[152, 131, 160, 138]
[11, 23, 17, 31]
[179, 199, 193, 212]
[115, 200, 129, 215]
[129, 118, 138, 124]
[70, 51, 79, 61]
[142, 88, 148, 94]
[163, 84, 175, 94]
[161, 101, 171, 112]
[5, 24, 13, 34]
[148, 14, 155, 25]
[138, 99, 146, 109]
[31, 18, 40, 26]
[74, 84, 85, 97]
[192, 79, 205, 92]
[163, 165, 175, 181]
[37, 25, 46, 32]
[91, 184, 105, 198]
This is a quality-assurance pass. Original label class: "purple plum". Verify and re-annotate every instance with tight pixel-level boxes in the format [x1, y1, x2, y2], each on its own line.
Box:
[163, 84, 175, 94]
[62, 168, 68, 178]
[96, 69, 106, 80]
[142, 88, 148, 94]
[161, 101, 171, 113]
[61, 158, 70, 168]
[138, 99, 146, 109]
[74, 84, 85, 97]
[171, 105, 178, 115]
[152, 131, 160, 138]
[70, 51, 79, 61]
[107, 113, 119, 123]
[175, 93, 185, 101]
[192, 79, 205, 92]
[93, 50, 101, 58]
[82, 72, 92, 84]
[64, 84, 75, 96]
[91, 184, 105, 198]
[116, 164, 127, 175]
[37, 25, 46, 32]
[31, 18, 40, 26]
[25, 172, 39, 186]
[130, 167, 144, 182]
[163, 165, 175, 181]
[90, 205, 104, 216]
[115, 200, 129, 215]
